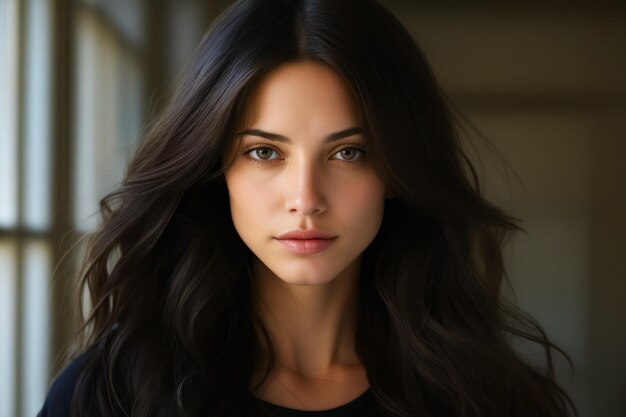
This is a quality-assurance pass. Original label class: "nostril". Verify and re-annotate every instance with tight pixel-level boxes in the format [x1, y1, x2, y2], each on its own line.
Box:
[284, 186, 327, 216]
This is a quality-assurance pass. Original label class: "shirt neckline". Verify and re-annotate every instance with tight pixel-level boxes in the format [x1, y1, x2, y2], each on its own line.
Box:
[255, 387, 373, 416]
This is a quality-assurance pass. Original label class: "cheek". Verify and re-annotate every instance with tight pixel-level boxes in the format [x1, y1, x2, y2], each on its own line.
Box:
[225, 171, 276, 232]
[225, 173, 253, 227]
[336, 176, 386, 226]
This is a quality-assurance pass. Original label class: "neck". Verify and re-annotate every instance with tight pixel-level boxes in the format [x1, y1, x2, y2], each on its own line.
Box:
[250, 255, 363, 379]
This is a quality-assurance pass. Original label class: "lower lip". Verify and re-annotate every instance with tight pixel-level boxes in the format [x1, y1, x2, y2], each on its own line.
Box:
[275, 238, 337, 254]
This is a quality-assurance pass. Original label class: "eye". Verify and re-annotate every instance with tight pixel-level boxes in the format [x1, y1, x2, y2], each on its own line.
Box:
[245, 147, 281, 163]
[333, 147, 366, 162]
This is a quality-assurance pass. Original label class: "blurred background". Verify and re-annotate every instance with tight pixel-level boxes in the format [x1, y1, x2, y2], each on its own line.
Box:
[0, 0, 624, 416]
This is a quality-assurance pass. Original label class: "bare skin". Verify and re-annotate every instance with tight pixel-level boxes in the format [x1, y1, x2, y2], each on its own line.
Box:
[249, 256, 371, 410]
[224, 61, 387, 410]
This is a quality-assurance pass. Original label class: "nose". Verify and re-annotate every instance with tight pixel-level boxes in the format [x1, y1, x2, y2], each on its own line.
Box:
[284, 160, 327, 216]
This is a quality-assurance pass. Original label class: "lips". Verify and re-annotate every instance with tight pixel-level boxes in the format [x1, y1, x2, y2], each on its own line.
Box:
[274, 229, 337, 254]
[275, 229, 337, 240]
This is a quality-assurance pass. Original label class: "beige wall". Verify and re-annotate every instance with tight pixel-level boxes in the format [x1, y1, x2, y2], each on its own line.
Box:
[386, 3, 626, 416]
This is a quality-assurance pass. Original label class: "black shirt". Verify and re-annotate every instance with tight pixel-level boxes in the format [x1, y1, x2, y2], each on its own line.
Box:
[255, 388, 379, 417]
[37, 354, 385, 417]
[37, 352, 90, 417]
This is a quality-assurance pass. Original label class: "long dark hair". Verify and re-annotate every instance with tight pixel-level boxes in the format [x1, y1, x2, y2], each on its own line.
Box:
[66, 0, 577, 416]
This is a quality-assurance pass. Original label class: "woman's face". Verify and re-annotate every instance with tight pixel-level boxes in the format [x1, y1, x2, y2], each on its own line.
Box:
[224, 61, 387, 286]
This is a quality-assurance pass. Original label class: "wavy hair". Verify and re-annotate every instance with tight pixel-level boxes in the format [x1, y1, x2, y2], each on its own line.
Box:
[66, 0, 577, 416]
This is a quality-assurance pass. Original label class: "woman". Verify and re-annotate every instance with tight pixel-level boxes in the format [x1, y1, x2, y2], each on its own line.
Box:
[39, 0, 577, 416]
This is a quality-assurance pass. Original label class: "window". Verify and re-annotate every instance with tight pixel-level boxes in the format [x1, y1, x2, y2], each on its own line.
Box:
[73, 5, 144, 232]
[0, 1, 145, 415]
[0, 0, 53, 416]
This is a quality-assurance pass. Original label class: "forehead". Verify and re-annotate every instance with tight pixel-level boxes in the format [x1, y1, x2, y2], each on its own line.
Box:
[241, 61, 361, 131]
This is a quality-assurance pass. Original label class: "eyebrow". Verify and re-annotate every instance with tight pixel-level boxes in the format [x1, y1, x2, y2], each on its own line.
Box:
[235, 127, 363, 144]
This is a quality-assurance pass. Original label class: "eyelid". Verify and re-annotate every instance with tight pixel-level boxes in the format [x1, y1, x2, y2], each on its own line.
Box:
[333, 147, 366, 162]
[242, 144, 282, 162]
[242, 144, 367, 164]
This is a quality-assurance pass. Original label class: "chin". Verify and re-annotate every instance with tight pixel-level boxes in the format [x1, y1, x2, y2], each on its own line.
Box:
[276, 271, 337, 286]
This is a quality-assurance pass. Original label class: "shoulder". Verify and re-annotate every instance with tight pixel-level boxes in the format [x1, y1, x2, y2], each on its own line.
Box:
[37, 350, 92, 417]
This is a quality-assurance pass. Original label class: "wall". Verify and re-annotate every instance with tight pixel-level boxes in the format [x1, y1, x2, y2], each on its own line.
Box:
[385, 3, 626, 416]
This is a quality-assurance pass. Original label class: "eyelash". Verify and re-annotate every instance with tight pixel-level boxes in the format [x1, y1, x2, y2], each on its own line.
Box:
[243, 146, 367, 166]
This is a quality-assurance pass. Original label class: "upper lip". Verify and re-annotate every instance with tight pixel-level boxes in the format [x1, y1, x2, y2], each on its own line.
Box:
[275, 229, 337, 240]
